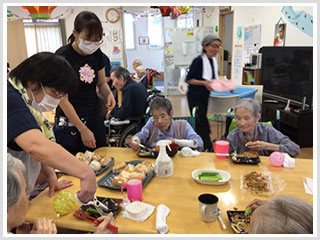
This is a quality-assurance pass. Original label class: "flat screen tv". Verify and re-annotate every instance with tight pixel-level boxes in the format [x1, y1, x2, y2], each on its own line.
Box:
[259, 46, 313, 108]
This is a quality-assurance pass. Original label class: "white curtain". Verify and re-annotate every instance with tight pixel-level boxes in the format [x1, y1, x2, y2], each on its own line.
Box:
[24, 23, 63, 57]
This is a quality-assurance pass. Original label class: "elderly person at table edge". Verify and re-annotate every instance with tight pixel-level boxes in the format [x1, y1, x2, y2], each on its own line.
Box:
[247, 195, 312, 234]
[226, 98, 300, 157]
[131, 96, 203, 150]
[7, 153, 115, 234]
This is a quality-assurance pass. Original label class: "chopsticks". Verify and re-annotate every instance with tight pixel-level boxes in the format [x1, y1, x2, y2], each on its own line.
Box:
[73, 210, 118, 233]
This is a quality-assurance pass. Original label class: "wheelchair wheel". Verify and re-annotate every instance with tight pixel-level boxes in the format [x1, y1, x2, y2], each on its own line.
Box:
[118, 124, 138, 148]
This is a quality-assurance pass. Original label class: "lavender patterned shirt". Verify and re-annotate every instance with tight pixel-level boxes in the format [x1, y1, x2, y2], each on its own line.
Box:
[226, 123, 300, 157]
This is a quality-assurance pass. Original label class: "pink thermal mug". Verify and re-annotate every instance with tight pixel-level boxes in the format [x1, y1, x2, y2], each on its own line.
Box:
[214, 140, 229, 159]
[121, 178, 142, 202]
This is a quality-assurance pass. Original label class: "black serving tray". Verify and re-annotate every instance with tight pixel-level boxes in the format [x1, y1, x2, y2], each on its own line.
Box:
[77, 196, 122, 218]
[137, 149, 158, 158]
[226, 210, 250, 234]
[94, 157, 115, 176]
[230, 152, 260, 165]
[97, 160, 155, 190]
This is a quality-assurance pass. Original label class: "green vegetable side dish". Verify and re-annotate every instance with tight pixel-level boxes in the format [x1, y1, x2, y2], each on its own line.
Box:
[87, 207, 109, 218]
[245, 206, 253, 216]
[198, 172, 223, 181]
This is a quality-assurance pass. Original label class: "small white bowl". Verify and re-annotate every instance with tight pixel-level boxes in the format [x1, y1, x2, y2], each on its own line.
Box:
[192, 169, 231, 185]
[125, 201, 147, 218]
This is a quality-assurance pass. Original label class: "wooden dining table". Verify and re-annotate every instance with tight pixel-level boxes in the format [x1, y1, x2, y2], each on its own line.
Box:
[25, 147, 313, 234]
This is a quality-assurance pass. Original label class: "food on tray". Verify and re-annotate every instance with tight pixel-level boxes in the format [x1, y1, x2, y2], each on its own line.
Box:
[75, 151, 111, 172]
[112, 176, 127, 187]
[100, 155, 113, 167]
[243, 171, 271, 193]
[139, 149, 152, 156]
[89, 160, 101, 171]
[230, 212, 251, 233]
[111, 161, 155, 186]
[239, 152, 259, 158]
[198, 172, 223, 181]
[112, 162, 127, 173]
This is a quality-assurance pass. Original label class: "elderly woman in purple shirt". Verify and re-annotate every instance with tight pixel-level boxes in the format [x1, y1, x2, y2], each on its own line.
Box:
[226, 98, 300, 157]
[131, 97, 203, 150]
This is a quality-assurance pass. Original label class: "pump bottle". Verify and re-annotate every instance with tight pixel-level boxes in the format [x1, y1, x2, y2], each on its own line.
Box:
[155, 140, 174, 177]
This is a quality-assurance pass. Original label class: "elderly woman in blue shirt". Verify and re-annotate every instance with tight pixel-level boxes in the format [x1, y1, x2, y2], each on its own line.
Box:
[131, 97, 203, 150]
[226, 98, 300, 157]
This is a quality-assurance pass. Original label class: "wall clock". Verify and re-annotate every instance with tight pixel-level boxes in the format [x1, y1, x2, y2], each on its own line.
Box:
[105, 8, 120, 23]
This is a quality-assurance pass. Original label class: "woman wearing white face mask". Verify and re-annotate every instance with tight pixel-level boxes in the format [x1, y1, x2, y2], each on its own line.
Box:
[8, 52, 97, 204]
[54, 11, 116, 155]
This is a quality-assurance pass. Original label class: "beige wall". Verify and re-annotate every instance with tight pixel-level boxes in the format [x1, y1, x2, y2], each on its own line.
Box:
[7, 20, 28, 69]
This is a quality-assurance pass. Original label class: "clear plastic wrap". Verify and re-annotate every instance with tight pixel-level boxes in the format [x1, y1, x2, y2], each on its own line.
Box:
[240, 169, 286, 195]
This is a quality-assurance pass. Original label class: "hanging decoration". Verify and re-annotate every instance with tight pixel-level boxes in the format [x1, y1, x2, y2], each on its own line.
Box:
[171, 7, 181, 19]
[281, 6, 313, 37]
[177, 6, 190, 14]
[7, 7, 73, 22]
[21, 6, 56, 19]
[105, 8, 120, 23]
[159, 6, 172, 16]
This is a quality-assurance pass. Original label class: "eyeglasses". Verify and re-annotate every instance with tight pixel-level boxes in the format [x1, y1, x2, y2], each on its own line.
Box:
[209, 44, 222, 49]
[52, 88, 66, 99]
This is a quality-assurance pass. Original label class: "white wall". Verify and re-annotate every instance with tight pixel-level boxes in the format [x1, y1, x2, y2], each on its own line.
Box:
[231, 5, 313, 83]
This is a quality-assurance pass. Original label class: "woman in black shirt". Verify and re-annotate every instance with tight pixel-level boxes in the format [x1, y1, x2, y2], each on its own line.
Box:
[54, 11, 115, 155]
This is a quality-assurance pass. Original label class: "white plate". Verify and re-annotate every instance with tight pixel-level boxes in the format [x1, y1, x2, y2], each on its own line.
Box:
[192, 169, 231, 185]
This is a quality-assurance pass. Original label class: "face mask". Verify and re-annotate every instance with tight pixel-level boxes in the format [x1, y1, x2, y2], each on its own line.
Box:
[31, 84, 60, 112]
[78, 38, 102, 55]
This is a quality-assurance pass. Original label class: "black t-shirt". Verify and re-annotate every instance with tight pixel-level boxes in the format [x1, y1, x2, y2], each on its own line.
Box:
[186, 55, 215, 103]
[7, 81, 40, 151]
[110, 78, 148, 120]
[55, 43, 105, 117]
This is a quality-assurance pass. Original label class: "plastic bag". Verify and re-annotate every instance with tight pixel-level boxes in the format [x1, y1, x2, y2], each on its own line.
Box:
[178, 72, 188, 94]
[209, 79, 235, 92]
[240, 169, 286, 196]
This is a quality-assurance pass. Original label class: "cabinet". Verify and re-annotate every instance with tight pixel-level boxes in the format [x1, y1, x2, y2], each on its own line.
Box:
[261, 102, 313, 148]
[242, 67, 261, 85]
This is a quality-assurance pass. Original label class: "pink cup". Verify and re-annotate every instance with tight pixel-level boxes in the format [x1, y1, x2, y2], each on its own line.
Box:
[121, 178, 142, 202]
[214, 140, 229, 159]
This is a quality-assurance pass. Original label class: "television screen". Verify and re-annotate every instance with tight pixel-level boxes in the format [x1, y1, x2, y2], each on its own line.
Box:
[259, 47, 313, 107]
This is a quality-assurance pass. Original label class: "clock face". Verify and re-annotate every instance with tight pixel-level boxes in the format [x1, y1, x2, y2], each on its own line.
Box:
[106, 8, 120, 23]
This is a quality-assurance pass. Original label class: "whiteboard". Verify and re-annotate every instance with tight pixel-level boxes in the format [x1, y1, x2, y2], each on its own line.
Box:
[165, 27, 214, 66]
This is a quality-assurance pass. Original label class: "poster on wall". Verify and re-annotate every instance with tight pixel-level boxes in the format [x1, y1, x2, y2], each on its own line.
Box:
[232, 44, 243, 81]
[139, 36, 149, 45]
[244, 24, 261, 57]
[273, 23, 286, 46]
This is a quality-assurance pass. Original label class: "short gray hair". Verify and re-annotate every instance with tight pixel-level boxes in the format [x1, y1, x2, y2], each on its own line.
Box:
[234, 98, 261, 120]
[150, 97, 172, 115]
[110, 66, 131, 81]
[201, 35, 221, 47]
[7, 153, 26, 207]
[136, 65, 146, 74]
[250, 195, 313, 234]
[133, 58, 142, 66]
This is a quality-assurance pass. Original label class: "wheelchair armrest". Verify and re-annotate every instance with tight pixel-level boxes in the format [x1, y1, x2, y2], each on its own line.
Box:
[110, 118, 130, 126]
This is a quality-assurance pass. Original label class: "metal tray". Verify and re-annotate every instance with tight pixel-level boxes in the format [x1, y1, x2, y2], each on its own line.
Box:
[97, 160, 155, 190]
[94, 157, 115, 175]
[226, 210, 250, 234]
[77, 196, 122, 218]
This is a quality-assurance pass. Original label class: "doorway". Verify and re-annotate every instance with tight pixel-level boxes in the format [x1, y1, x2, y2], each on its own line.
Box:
[218, 10, 234, 79]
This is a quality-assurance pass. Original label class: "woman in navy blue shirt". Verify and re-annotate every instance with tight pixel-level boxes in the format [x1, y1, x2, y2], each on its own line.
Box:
[186, 35, 222, 151]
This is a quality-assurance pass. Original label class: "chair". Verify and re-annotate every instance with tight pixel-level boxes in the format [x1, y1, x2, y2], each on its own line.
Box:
[208, 95, 240, 140]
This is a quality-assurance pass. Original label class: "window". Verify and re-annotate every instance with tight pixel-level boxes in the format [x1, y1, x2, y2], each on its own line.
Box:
[23, 19, 63, 57]
[148, 14, 164, 49]
[124, 13, 135, 50]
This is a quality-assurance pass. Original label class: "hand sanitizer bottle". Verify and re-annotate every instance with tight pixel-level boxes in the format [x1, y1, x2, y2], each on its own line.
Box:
[155, 140, 173, 177]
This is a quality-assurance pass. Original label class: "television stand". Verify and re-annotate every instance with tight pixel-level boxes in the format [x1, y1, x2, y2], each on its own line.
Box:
[261, 102, 313, 148]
